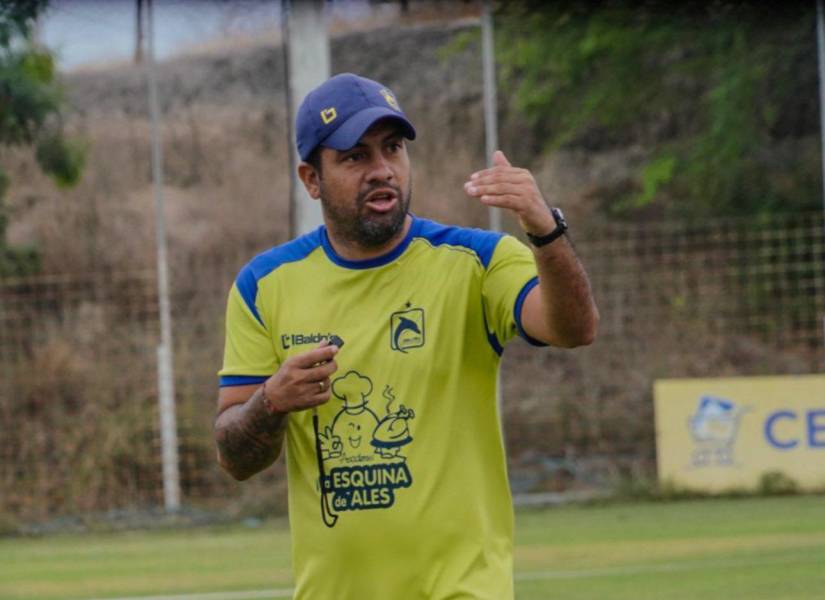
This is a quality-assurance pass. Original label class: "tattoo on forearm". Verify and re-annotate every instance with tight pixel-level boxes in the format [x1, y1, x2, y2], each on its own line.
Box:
[215, 387, 287, 479]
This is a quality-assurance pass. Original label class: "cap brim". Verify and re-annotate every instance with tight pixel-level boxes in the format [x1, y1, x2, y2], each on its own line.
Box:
[323, 107, 416, 152]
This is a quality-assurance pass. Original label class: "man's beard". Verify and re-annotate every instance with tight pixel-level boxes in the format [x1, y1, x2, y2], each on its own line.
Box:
[320, 181, 412, 249]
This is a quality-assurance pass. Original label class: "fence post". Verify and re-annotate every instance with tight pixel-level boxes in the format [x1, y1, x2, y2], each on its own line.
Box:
[283, 0, 330, 237]
[145, 0, 181, 512]
[482, 0, 500, 232]
[157, 343, 180, 511]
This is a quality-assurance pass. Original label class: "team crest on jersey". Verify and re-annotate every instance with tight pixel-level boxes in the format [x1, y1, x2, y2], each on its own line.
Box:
[315, 370, 416, 527]
[390, 306, 425, 353]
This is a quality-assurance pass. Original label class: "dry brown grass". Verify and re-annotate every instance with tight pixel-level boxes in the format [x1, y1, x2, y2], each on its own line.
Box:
[1, 19, 822, 523]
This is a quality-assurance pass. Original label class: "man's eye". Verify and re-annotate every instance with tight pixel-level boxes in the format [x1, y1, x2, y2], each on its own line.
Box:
[346, 152, 365, 162]
[388, 142, 402, 152]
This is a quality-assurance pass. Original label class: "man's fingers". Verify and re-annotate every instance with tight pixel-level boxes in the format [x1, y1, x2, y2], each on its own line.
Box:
[294, 392, 331, 411]
[471, 173, 532, 187]
[469, 166, 526, 181]
[287, 378, 333, 411]
[306, 395, 331, 409]
[309, 378, 333, 400]
[290, 343, 339, 368]
[464, 177, 528, 196]
[303, 359, 338, 382]
[472, 170, 533, 187]
[477, 194, 521, 209]
[465, 182, 528, 197]
[492, 150, 511, 167]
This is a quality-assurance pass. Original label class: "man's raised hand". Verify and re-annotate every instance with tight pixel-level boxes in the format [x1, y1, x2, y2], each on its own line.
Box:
[463, 150, 557, 238]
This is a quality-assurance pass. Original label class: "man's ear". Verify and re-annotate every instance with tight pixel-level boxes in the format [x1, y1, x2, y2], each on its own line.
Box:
[298, 163, 321, 199]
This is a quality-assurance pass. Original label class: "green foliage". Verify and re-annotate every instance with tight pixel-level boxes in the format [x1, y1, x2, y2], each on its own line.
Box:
[0, 0, 83, 277]
[612, 476, 753, 502]
[0, 49, 60, 145]
[758, 470, 800, 496]
[0, 0, 48, 46]
[35, 132, 86, 188]
[437, 28, 477, 61]
[0, 243, 39, 278]
[0, 164, 40, 276]
[629, 154, 676, 211]
[0, 167, 7, 199]
[496, 2, 818, 220]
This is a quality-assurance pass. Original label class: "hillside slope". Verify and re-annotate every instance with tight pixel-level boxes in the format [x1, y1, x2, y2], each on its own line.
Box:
[7, 20, 621, 277]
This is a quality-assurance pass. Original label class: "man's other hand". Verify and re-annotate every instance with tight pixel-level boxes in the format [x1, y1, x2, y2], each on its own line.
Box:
[264, 342, 339, 413]
[463, 150, 557, 237]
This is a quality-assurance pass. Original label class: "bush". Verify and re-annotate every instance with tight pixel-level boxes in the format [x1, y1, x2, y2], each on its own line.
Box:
[758, 471, 799, 496]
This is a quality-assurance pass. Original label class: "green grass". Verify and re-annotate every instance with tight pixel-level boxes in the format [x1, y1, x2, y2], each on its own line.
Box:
[3, 496, 825, 599]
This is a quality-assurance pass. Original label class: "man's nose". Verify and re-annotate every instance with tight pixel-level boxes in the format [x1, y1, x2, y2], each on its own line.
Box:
[366, 154, 394, 183]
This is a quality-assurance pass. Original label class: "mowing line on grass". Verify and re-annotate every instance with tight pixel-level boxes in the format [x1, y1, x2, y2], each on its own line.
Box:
[82, 554, 822, 600]
[515, 553, 822, 581]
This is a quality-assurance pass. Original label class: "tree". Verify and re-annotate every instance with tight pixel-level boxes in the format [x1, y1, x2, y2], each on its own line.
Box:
[495, 1, 819, 220]
[0, 0, 85, 276]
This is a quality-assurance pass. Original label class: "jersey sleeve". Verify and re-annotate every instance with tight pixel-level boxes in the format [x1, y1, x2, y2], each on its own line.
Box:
[218, 280, 279, 387]
[481, 234, 547, 348]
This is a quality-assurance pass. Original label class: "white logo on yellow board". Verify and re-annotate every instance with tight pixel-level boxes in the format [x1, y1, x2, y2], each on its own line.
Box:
[688, 396, 749, 467]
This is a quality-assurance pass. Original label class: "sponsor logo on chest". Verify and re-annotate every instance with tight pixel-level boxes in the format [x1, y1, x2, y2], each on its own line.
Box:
[280, 332, 336, 350]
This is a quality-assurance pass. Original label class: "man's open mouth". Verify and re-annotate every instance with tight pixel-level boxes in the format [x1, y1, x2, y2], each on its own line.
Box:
[364, 189, 398, 213]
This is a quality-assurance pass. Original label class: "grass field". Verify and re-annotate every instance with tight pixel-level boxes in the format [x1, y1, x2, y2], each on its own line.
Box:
[3, 495, 825, 600]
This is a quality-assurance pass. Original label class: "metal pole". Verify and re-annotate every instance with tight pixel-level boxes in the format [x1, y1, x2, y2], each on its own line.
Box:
[482, 0, 501, 232]
[817, 0, 825, 213]
[482, 0, 506, 441]
[145, 0, 181, 513]
[282, 1, 297, 238]
[134, 0, 144, 64]
[284, 0, 330, 237]
[817, 0, 825, 352]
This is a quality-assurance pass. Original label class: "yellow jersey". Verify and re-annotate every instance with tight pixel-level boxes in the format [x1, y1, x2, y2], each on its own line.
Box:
[220, 216, 544, 599]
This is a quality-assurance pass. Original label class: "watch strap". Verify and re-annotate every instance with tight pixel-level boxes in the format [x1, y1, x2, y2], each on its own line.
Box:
[526, 208, 568, 247]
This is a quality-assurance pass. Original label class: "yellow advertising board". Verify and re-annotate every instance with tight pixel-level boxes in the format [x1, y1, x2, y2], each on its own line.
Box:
[654, 374, 825, 491]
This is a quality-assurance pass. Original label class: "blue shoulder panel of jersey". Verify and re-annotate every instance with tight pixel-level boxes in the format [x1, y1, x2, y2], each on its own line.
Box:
[235, 228, 323, 327]
[413, 217, 504, 269]
[220, 375, 269, 387]
[514, 276, 548, 347]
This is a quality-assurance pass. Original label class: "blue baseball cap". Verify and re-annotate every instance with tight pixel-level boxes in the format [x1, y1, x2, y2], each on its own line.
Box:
[296, 73, 416, 162]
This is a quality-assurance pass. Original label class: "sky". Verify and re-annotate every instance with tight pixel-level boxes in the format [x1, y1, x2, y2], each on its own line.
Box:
[40, 0, 377, 71]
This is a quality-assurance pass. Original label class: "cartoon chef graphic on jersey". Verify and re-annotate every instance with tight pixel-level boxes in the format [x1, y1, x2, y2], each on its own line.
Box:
[316, 370, 416, 523]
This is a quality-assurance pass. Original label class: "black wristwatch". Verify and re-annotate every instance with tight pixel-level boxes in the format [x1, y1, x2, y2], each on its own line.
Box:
[526, 208, 568, 247]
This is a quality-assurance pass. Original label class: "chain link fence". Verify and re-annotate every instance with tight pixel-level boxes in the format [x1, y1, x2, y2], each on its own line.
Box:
[2, 213, 824, 525]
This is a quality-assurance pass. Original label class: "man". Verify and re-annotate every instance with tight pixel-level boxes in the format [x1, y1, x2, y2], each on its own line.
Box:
[215, 73, 598, 599]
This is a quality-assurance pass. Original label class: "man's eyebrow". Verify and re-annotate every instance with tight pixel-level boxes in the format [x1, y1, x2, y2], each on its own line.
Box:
[382, 130, 404, 142]
[342, 132, 403, 153]
[335, 143, 367, 156]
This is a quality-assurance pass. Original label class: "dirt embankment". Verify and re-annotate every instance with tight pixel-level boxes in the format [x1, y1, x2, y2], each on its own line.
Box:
[8, 19, 625, 278]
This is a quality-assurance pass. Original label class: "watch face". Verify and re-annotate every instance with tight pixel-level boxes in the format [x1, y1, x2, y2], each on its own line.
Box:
[552, 208, 567, 228]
